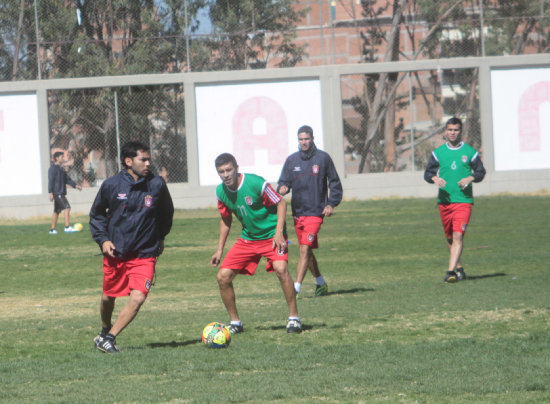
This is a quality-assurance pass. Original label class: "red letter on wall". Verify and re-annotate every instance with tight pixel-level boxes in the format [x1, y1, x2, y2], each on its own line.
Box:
[518, 81, 550, 152]
[232, 96, 288, 166]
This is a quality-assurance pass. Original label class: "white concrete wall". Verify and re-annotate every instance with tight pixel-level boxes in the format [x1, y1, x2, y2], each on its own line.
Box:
[1, 54, 549, 219]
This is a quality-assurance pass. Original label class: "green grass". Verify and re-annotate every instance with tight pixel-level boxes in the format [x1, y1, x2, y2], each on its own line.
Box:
[1, 195, 549, 403]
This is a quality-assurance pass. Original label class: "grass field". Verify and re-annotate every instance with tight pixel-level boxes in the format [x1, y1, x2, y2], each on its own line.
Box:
[1, 195, 549, 403]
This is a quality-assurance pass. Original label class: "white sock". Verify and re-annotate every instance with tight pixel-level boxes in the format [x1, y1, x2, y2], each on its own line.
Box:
[294, 282, 302, 293]
[288, 316, 300, 321]
[230, 320, 242, 326]
[315, 276, 325, 286]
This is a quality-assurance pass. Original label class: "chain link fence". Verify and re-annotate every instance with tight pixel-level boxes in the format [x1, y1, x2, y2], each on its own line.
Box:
[1, 1, 549, 183]
[48, 84, 187, 186]
[341, 67, 480, 175]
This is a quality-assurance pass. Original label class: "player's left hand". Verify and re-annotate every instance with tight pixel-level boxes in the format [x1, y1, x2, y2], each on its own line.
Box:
[458, 177, 473, 190]
[323, 205, 334, 217]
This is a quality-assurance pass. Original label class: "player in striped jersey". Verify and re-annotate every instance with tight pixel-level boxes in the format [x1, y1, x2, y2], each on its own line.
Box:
[210, 153, 301, 334]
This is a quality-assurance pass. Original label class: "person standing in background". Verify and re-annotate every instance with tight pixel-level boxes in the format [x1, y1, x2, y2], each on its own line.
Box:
[278, 125, 343, 298]
[48, 151, 82, 234]
[424, 117, 486, 283]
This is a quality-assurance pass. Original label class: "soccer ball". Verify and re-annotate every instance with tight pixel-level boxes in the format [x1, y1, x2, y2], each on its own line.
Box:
[202, 322, 231, 348]
[73, 223, 83, 232]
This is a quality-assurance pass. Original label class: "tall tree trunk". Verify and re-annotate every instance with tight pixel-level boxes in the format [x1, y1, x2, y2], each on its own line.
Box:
[383, 102, 396, 171]
[12, 0, 26, 81]
[358, 0, 406, 173]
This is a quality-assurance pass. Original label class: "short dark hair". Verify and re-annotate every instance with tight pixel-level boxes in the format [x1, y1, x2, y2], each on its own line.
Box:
[297, 125, 313, 137]
[53, 151, 64, 160]
[215, 153, 237, 169]
[446, 117, 462, 130]
[121, 141, 149, 168]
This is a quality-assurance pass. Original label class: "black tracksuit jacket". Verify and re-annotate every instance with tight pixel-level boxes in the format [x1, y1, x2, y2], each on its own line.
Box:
[278, 144, 343, 217]
[89, 170, 174, 259]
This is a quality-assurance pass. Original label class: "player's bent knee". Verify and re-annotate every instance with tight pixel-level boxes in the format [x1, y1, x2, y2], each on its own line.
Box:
[272, 261, 289, 276]
[129, 290, 147, 306]
[217, 268, 235, 285]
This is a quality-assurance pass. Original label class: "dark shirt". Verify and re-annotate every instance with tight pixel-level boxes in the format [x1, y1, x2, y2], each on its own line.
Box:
[89, 170, 174, 259]
[278, 144, 343, 217]
[48, 164, 77, 196]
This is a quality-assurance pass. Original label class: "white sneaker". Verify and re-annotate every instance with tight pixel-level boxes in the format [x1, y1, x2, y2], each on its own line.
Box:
[64, 226, 78, 233]
[286, 318, 302, 334]
[48, 229, 58, 235]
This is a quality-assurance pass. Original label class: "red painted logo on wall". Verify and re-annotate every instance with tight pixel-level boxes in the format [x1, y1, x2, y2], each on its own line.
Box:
[232, 96, 288, 166]
[518, 81, 550, 152]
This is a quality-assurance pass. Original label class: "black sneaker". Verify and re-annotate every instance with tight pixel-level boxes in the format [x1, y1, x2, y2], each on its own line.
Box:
[226, 323, 244, 334]
[456, 267, 466, 281]
[286, 318, 302, 333]
[93, 325, 113, 348]
[96, 336, 120, 354]
[444, 271, 458, 283]
[93, 334, 102, 348]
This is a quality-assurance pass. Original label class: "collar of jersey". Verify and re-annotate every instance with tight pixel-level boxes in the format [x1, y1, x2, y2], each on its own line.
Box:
[445, 141, 464, 150]
[225, 173, 245, 192]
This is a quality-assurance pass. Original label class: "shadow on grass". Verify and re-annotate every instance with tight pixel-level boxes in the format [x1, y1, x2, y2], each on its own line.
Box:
[300, 287, 375, 299]
[464, 272, 506, 281]
[146, 339, 202, 348]
[255, 323, 323, 332]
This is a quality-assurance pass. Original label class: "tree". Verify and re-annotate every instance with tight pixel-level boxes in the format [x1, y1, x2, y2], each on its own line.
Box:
[0, 0, 40, 81]
[42, 1, 191, 183]
[202, 0, 307, 70]
[344, 0, 476, 174]
[484, 0, 550, 55]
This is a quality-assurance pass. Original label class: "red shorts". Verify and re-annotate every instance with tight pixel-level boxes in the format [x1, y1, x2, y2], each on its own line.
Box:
[294, 216, 323, 248]
[221, 237, 288, 276]
[102, 256, 156, 297]
[438, 203, 472, 238]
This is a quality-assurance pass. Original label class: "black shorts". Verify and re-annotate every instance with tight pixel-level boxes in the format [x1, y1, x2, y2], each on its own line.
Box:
[53, 195, 71, 214]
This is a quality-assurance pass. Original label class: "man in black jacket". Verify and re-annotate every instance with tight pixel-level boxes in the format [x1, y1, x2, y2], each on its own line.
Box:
[48, 151, 82, 234]
[278, 125, 343, 298]
[90, 141, 174, 353]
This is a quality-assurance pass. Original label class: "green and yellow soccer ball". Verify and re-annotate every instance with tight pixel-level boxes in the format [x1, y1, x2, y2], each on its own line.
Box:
[73, 223, 84, 232]
[202, 322, 231, 348]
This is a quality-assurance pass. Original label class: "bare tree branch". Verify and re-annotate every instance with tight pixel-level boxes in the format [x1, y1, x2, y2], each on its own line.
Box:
[358, 0, 467, 172]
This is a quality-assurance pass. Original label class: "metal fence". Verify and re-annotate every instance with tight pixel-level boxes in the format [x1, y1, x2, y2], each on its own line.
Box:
[48, 84, 187, 186]
[341, 67, 481, 175]
[1, 0, 549, 184]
